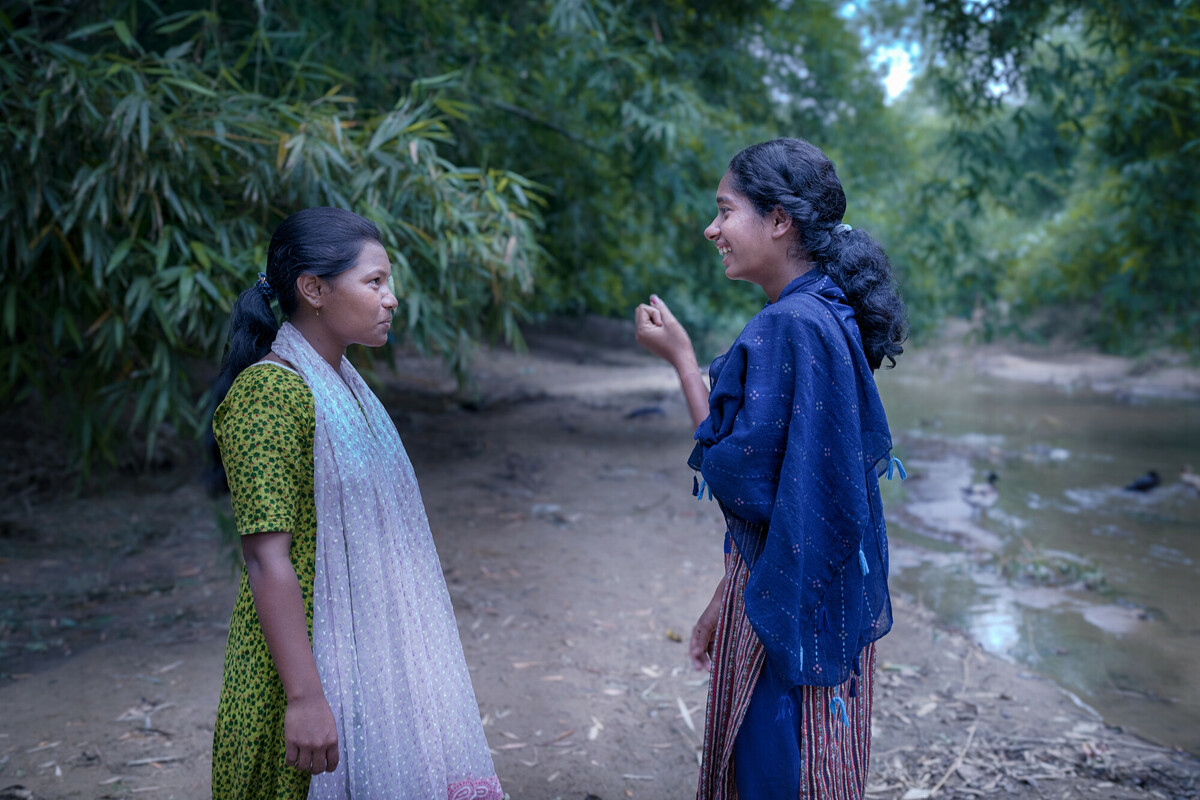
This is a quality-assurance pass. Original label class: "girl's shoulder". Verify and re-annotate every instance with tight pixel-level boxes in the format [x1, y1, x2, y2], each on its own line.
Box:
[725, 292, 854, 372]
[741, 291, 833, 340]
[216, 363, 314, 430]
[231, 361, 311, 397]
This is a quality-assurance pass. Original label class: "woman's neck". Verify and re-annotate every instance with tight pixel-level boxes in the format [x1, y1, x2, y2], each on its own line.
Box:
[288, 317, 346, 372]
[762, 261, 813, 303]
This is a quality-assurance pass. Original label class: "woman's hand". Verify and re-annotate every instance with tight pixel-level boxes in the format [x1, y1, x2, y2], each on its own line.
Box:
[284, 694, 340, 774]
[634, 295, 696, 370]
[690, 576, 726, 671]
[636, 295, 712, 426]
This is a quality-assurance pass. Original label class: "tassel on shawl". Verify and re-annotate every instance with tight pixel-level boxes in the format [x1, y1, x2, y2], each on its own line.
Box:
[886, 456, 907, 480]
[829, 695, 851, 729]
[775, 694, 794, 724]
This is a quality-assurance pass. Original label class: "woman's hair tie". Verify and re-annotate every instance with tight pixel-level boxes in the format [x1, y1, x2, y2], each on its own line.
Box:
[834, 222, 852, 234]
[256, 271, 276, 301]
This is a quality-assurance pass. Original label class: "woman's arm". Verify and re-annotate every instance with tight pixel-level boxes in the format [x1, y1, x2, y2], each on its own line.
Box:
[243, 531, 340, 775]
[634, 295, 709, 427]
[635, 295, 724, 668]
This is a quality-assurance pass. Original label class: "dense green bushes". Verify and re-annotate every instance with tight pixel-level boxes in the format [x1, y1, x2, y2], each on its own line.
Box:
[1, 5, 542, 469]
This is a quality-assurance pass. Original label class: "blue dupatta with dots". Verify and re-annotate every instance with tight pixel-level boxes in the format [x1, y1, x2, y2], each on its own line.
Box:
[689, 270, 895, 689]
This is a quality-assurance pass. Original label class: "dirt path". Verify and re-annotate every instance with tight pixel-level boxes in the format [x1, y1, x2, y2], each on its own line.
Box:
[2, 322, 1197, 799]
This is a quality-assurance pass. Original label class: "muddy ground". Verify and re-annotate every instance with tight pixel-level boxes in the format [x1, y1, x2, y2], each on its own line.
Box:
[1, 320, 1198, 800]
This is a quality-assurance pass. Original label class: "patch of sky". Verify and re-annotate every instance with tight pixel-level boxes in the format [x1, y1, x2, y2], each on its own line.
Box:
[838, 1, 919, 103]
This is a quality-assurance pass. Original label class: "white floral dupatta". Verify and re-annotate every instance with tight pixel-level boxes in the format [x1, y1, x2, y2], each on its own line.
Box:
[271, 323, 501, 800]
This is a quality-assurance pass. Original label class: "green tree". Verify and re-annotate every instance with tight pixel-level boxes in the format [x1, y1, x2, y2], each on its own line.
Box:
[245, 0, 902, 349]
[886, 0, 1200, 350]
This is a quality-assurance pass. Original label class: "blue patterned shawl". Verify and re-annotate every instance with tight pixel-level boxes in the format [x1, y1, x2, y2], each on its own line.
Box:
[689, 270, 894, 689]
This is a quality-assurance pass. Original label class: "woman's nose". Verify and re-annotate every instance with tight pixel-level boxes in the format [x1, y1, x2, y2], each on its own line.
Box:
[704, 218, 719, 241]
[383, 290, 399, 310]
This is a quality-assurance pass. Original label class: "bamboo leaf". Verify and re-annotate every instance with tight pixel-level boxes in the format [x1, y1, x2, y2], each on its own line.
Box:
[139, 98, 151, 152]
[189, 240, 212, 270]
[65, 22, 116, 41]
[193, 271, 223, 304]
[113, 20, 134, 48]
[154, 12, 208, 35]
[160, 77, 218, 97]
[106, 239, 135, 277]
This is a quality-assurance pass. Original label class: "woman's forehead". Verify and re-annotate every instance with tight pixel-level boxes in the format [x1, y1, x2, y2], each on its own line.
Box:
[354, 241, 391, 270]
[716, 172, 739, 200]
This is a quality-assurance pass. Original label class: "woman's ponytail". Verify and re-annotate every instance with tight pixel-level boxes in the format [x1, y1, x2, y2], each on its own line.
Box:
[210, 280, 280, 415]
[821, 227, 907, 370]
[204, 282, 279, 495]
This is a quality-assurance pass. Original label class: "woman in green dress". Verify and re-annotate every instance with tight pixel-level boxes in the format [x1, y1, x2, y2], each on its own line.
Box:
[210, 207, 502, 799]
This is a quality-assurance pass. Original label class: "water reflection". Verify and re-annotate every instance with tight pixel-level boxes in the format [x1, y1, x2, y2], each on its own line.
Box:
[878, 359, 1200, 754]
[967, 592, 1022, 654]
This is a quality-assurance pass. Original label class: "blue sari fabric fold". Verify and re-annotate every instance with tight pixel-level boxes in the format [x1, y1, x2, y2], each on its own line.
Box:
[689, 270, 893, 688]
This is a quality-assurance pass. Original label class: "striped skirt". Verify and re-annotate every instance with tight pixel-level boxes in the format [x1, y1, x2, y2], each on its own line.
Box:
[697, 543, 875, 800]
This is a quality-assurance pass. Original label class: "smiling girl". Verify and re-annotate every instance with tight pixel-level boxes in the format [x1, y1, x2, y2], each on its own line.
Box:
[209, 207, 501, 799]
[636, 138, 906, 799]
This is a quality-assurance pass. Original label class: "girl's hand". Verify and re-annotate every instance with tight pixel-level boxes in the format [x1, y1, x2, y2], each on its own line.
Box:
[690, 577, 726, 671]
[284, 694, 340, 774]
[635, 295, 696, 369]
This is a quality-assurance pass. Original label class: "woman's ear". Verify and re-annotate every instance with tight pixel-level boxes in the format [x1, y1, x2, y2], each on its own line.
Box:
[769, 206, 793, 240]
[295, 273, 324, 312]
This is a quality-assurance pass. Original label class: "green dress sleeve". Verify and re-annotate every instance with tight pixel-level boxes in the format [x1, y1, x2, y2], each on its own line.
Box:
[214, 364, 315, 536]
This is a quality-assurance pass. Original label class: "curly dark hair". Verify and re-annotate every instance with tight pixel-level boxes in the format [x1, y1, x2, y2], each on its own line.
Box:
[727, 138, 907, 370]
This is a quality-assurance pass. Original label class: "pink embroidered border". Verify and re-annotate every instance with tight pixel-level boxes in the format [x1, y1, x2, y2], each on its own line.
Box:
[448, 776, 504, 800]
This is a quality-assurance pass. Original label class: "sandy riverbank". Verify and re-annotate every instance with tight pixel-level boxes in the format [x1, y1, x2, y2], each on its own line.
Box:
[1, 320, 1197, 799]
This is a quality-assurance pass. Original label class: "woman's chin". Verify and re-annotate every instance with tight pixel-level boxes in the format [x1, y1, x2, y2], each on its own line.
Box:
[724, 267, 753, 285]
[357, 331, 391, 348]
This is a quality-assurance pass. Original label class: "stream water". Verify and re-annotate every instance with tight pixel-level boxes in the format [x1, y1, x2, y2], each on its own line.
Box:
[876, 360, 1200, 755]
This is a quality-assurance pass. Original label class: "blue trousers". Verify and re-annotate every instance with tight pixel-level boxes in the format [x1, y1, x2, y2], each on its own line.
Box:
[732, 656, 803, 798]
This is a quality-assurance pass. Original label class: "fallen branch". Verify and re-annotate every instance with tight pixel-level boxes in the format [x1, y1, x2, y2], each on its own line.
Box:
[125, 755, 185, 766]
[931, 723, 977, 796]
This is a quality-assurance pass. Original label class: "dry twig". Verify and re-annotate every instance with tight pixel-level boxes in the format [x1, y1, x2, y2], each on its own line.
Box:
[930, 723, 977, 796]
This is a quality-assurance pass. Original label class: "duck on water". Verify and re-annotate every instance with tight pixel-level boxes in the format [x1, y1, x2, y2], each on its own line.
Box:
[1124, 470, 1160, 492]
[962, 472, 999, 516]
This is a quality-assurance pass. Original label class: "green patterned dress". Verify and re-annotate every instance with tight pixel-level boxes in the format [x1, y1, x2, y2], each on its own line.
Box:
[212, 363, 317, 800]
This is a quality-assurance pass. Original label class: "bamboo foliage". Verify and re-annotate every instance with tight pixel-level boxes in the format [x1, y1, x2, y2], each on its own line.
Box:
[0, 7, 542, 470]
